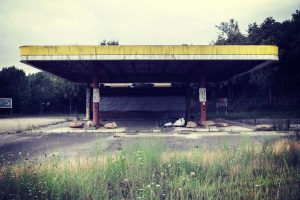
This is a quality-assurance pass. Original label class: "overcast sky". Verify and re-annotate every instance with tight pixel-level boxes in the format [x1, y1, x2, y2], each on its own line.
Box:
[0, 0, 299, 74]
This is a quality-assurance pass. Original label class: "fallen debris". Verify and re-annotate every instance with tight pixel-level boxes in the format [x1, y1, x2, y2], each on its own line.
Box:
[85, 120, 95, 128]
[113, 133, 121, 138]
[104, 122, 117, 129]
[163, 122, 173, 127]
[173, 118, 185, 127]
[256, 124, 275, 131]
[69, 121, 84, 128]
[186, 121, 197, 128]
[216, 122, 229, 127]
[153, 129, 161, 133]
[290, 124, 300, 131]
[201, 120, 215, 127]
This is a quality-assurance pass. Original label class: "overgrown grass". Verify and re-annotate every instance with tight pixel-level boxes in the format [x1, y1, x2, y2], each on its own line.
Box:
[1, 139, 300, 199]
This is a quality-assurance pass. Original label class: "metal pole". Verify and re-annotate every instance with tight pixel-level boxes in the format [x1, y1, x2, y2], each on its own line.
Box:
[225, 100, 228, 116]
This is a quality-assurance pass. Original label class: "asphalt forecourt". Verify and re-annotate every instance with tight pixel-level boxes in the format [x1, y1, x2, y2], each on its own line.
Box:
[0, 116, 74, 134]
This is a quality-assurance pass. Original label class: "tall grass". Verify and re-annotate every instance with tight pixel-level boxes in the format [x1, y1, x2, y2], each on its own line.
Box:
[1, 139, 299, 199]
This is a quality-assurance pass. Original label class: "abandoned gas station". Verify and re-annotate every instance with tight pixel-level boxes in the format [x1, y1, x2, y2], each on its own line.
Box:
[19, 45, 278, 127]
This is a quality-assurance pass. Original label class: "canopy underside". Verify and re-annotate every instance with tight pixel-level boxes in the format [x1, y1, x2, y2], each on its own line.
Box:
[20, 45, 278, 83]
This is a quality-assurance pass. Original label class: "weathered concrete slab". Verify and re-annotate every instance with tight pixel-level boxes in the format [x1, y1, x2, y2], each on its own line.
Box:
[0, 116, 70, 133]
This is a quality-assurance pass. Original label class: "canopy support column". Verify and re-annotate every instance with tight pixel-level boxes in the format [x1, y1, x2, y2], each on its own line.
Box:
[199, 75, 207, 124]
[85, 85, 91, 120]
[92, 68, 100, 126]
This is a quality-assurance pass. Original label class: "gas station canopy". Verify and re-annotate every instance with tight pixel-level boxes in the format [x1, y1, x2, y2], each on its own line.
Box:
[20, 45, 278, 83]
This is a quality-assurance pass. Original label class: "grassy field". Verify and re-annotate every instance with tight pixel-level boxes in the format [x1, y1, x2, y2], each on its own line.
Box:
[1, 138, 299, 199]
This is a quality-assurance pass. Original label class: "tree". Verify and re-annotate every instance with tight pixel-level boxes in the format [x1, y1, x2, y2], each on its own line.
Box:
[100, 39, 119, 45]
[0, 67, 85, 115]
[248, 17, 282, 45]
[28, 72, 83, 114]
[52, 77, 80, 115]
[214, 19, 247, 45]
[214, 10, 300, 110]
[0, 66, 30, 114]
[247, 11, 300, 101]
[28, 72, 57, 114]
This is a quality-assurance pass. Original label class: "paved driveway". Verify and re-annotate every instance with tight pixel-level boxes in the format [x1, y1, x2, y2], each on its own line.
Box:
[0, 131, 292, 165]
[0, 116, 70, 133]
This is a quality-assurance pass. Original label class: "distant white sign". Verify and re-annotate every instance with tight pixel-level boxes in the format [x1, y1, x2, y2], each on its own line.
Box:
[0, 98, 12, 108]
[199, 88, 206, 102]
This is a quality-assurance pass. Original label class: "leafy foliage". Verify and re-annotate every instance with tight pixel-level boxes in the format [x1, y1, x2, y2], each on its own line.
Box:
[214, 19, 247, 45]
[0, 69, 85, 115]
[215, 10, 300, 110]
[100, 39, 119, 45]
[0, 67, 30, 113]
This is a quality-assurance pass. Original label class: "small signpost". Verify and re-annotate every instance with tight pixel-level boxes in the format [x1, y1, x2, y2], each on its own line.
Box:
[216, 98, 228, 116]
[0, 98, 12, 108]
[0, 98, 12, 114]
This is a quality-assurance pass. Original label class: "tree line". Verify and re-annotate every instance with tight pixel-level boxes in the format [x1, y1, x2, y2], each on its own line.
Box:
[214, 10, 300, 111]
[0, 68, 85, 115]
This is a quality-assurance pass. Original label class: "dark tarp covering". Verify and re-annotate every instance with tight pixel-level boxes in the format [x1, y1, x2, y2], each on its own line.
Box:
[100, 96, 185, 112]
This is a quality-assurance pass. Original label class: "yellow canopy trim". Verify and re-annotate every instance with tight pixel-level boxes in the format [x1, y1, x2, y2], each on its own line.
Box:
[20, 45, 278, 56]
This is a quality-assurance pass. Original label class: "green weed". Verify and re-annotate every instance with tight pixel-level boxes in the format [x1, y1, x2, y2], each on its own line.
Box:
[0, 139, 299, 199]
